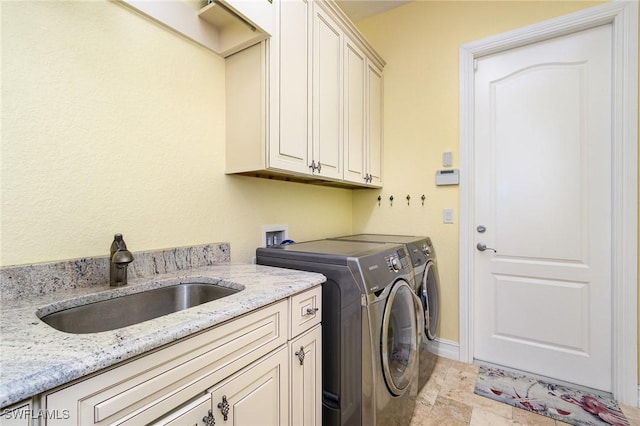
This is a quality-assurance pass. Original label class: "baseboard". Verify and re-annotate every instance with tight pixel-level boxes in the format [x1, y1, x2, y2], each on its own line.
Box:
[426, 337, 460, 361]
[637, 385, 640, 408]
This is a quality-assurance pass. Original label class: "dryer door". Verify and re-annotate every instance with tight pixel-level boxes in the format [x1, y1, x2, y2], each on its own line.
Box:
[420, 261, 440, 341]
[381, 280, 420, 396]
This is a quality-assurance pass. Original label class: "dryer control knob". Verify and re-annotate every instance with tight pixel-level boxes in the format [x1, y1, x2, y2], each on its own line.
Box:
[422, 244, 431, 256]
[388, 256, 400, 272]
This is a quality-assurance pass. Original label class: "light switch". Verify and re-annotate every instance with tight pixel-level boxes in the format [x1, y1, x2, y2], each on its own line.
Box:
[443, 208, 454, 224]
[443, 151, 453, 167]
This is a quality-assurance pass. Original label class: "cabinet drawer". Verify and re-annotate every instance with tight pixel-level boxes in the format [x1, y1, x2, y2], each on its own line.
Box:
[45, 301, 287, 425]
[149, 393, 211, 426]
[289, 286, 322, 338]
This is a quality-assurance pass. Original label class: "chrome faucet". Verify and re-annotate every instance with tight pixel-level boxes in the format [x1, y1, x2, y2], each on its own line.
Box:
[110, 233, 134, 286]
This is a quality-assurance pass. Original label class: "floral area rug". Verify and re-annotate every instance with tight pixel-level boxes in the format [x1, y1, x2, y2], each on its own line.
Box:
[474, 366, 630, 426]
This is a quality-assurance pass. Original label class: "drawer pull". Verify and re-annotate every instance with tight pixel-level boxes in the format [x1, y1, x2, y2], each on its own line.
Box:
[305, 307, 319, 316]
[202, 409, 216, 426]
[295, 346, 305, 365]
[218, 395, 230, 421]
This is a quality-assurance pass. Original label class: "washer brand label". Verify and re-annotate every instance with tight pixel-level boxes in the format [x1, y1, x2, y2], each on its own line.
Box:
[368, 265, 378, 271]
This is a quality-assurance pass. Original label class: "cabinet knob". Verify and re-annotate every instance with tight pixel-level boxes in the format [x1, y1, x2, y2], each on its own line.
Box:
[202, 409, 216, 426]
[217, 395, 230, 421]
[305, 307, 319, 316]
[295, 346, 305, 365]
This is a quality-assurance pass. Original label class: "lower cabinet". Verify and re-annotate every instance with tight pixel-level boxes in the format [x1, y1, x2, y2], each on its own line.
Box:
[41, 286, 322, 426]
[155, 326, 322, 426]
[153, 347, 289, 426]
[209, 347, 289, 425]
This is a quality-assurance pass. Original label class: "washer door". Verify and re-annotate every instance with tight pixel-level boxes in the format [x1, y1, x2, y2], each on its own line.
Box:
[381, 280, 420, 396]
[420, 261, 440, 341]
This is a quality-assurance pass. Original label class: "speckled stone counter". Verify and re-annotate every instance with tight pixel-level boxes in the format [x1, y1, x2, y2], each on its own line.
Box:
[0, 244, 325, 408]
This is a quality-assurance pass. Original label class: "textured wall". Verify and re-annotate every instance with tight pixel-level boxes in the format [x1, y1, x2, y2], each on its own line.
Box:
[352, 0, 609, 344]
[1, 0, 353, 266]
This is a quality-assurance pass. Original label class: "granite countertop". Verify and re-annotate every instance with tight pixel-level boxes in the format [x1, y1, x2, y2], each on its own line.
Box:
[0, 263, 325, 408]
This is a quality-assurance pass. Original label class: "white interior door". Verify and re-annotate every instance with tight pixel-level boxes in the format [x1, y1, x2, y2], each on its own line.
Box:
[473, 24, 613, 391]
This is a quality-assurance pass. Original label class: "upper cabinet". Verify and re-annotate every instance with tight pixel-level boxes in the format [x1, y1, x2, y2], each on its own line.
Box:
[118, 0, 382, 187]
[225, 0, 385, 188]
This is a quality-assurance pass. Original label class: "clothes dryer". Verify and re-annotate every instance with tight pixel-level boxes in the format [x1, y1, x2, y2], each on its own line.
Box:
[330, 234, 441, 390]
[256, 240, 421, 426]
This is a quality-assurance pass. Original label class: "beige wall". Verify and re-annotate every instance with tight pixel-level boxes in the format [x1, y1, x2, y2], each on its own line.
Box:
[353, 0, 639, 381]
[1, 0, 637, 384]
[1, 0, 353, 266]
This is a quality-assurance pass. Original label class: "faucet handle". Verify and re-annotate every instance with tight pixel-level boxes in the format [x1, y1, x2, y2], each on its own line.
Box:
[112, 250, 134, 265]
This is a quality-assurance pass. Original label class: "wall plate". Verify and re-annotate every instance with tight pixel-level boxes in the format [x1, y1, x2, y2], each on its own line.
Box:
[436, 169, 459, 185]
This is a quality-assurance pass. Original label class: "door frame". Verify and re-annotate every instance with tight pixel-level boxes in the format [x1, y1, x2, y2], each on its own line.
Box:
[458, 1, 638, 405]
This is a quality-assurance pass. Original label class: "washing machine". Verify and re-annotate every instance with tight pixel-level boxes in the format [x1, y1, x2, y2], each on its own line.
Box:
[330, 234, 441, 390]
[256, 239, 421, 426]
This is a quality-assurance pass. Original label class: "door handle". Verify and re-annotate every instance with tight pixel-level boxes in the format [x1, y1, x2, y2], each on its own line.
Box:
[477, 242, 497, 253]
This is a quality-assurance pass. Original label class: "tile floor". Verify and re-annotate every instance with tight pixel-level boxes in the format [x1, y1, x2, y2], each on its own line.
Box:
[410, 356, 640, 426]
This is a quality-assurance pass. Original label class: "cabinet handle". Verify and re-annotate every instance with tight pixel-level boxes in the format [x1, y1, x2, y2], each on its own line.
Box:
[305, 307, 319, 316]
[309, 160, 316, 171]
[316, 162, 322, 172]
[202, 409, 216, 426]
[217, 395, 229, 421]
[295, 346, 305, 365]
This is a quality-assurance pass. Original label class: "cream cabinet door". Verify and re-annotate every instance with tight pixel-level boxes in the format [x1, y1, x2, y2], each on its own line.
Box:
[268, 0, 313, 175]
[0, 400, 32, 426]
[366, 61, 383, 187]
[311, 3, 343, 180]
[208, 347, 289, 426]
[290, 325, 322, 426]
[343, 38, 366, 185]
[343, 39, 383, 187]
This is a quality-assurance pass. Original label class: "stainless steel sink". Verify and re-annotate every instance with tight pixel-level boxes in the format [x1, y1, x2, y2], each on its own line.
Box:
[40, 283, 241, 334]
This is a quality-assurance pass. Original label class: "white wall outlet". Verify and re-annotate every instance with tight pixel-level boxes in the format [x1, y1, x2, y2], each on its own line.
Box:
[443, 151, 453, 167]
[443, 208, 454, 224]
[262, 224, 288, 247]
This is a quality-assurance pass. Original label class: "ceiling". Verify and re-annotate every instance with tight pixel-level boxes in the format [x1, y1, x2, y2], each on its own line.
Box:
[335, 0, 412, 22]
